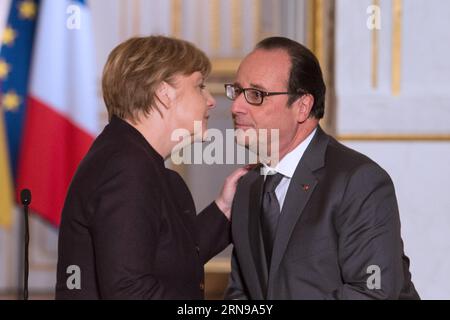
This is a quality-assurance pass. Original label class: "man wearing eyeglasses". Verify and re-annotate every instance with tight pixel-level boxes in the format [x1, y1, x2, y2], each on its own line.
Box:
[224, 37, 419, 300]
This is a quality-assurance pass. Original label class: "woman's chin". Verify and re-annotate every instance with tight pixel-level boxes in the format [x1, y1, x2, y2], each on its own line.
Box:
[189, 128, 205, 143]
[197, 123, 208, 142]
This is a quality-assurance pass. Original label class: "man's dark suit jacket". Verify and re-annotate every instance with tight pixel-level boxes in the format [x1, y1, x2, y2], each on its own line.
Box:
[56, 116, 230, 299]
[225, 126, 419, 300]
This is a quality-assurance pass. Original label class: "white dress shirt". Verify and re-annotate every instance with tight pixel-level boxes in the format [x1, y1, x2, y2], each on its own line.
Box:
[261, 128, 317, 210]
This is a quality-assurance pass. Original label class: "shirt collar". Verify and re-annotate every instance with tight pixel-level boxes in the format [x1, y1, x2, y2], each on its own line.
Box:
[261, 127, 317, 178]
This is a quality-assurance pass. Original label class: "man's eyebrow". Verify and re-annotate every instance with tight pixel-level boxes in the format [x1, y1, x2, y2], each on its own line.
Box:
[233, 81, 267, 91]
[249, 82, 267, 91]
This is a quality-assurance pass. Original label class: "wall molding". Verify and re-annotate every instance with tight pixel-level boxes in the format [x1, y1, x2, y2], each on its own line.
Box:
[337, 134, 450, 142]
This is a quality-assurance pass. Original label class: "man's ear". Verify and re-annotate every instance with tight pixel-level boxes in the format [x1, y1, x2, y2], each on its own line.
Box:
[293, 94, 314, 123]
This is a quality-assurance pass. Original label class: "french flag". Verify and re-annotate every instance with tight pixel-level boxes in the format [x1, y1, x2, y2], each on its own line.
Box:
[16, 0, 97, 226]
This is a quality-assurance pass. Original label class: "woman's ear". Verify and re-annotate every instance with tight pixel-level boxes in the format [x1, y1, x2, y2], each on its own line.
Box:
[294, 94, 314, 123]
[155, 81, 176, 110]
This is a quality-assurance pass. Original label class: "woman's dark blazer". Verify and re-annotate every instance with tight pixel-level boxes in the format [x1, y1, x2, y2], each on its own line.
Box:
[56, 116, 230, 299]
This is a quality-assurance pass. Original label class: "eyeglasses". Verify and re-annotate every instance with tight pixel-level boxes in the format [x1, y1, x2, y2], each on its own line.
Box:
[224, 83, 305, 106]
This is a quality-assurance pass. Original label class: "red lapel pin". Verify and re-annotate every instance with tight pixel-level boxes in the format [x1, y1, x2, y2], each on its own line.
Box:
[302, 184, 310, 191]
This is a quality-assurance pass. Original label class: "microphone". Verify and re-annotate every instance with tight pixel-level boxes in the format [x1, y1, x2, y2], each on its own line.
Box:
[20, 189, 31, 300]
[20, 189, 31, 206]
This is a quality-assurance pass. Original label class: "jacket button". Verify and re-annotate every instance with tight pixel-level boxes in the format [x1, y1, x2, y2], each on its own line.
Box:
[200, 282, 205, 290]
[195, 245, 200, 254]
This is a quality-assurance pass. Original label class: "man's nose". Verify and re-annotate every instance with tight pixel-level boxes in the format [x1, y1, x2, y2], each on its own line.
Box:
[230, 93, 248, 115]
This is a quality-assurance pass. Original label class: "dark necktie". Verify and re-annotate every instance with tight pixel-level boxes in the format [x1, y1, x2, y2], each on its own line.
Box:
[260, 172, 284, 267]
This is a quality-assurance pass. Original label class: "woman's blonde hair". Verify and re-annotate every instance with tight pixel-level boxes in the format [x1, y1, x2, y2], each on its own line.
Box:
[102, 35, 211, 123]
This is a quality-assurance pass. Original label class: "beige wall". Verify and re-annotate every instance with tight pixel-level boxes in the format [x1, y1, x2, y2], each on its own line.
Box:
[1, 0, 449, 299]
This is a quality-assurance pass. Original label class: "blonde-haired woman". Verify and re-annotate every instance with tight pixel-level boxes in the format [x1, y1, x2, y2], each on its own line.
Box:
[56, 36, 247, 299]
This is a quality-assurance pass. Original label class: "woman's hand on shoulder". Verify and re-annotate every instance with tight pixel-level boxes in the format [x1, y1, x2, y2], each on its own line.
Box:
[215, 166, 251, 220]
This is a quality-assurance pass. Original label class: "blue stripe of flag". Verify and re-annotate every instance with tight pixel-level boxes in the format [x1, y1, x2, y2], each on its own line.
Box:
[0, 0, 40, 180]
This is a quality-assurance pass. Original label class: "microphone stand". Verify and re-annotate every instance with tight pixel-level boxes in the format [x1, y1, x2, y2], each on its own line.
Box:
[19, 189, 31, 300]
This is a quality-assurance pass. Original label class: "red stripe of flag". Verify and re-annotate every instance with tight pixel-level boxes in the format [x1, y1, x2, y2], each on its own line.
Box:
[16, 96, 94, 226]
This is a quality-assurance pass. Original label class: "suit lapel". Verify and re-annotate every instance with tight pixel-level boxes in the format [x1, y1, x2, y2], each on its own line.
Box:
[232, 168, 266, 299]
[268, 168, 317, 281]
[247, 172, 268, 295]
[267, 126, 330, 295]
